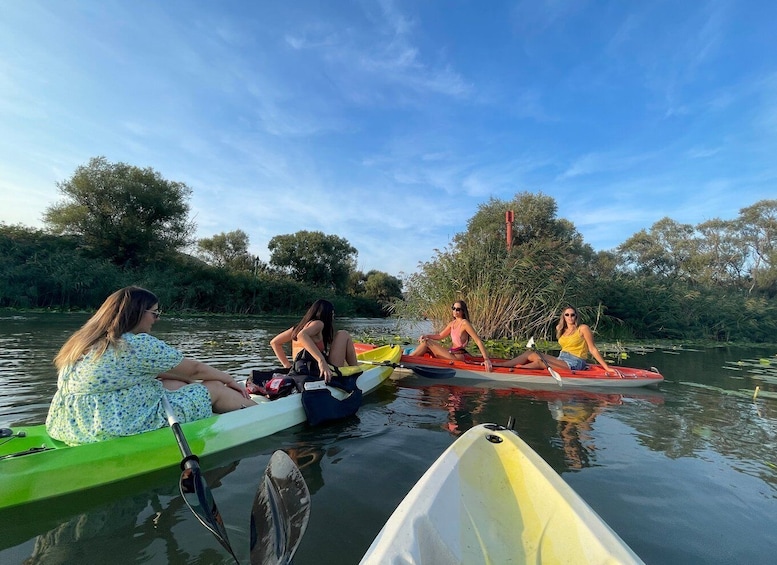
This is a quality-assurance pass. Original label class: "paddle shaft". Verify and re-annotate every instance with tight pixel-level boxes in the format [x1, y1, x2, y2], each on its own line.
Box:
[161, 396, 239, 563]
[528, 343, 563, 386]
[162, 396, 198, 466]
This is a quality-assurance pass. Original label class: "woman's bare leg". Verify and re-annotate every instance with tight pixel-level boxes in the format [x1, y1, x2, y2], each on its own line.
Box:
[518, 354, 569, 370]
[493, 350, 534, 367]
[425, 341, 457, 360]
[161, 379, 187, 391]
[406, 341, 429, 356]
[329, 330, 357, 366]
[203, 381, 257, 412]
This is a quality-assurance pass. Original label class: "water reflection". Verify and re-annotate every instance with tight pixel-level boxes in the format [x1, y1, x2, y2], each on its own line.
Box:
[2, 313, 777, 565]
[393, 376, 667, 472]
[284, 445, 325, 495]
[19, 462, 241, 565]
[641, 380, 777, 490]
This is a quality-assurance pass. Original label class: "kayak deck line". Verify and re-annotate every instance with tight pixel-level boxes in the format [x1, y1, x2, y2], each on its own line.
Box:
[360, 422, 645, 564]
[0, 345, 401, 510]
[0, 444, 53, 460]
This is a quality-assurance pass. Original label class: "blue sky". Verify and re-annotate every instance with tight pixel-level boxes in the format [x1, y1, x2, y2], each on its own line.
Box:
[1, 1, 775, 277]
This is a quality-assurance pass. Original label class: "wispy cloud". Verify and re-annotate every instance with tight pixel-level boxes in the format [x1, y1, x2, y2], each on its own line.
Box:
[557, 151, 656, 181]
[1, 0, 775, 275]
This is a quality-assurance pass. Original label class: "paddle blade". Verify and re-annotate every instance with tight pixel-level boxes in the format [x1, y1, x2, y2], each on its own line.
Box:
[526, 337, 563, 387]
[180, 463, 238, 562]
[410, 365, 456, 379]
[250, 450, 311, 565]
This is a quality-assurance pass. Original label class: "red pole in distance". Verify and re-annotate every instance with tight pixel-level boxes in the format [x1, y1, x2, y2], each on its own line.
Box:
[506, 210, 514, 251]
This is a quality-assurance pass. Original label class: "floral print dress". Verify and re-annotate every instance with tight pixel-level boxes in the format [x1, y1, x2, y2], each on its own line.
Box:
[46, 333, 212, 446]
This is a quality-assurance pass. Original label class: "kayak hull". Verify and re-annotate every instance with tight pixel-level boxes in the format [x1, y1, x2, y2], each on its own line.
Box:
[361, 423, 644, 564]
[399, 353, 664, 388]
[0, 345, 400, 510]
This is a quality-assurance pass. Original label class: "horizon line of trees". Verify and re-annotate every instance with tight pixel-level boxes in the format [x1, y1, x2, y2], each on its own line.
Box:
[2, 156, 775, 343]
[1, 157, 402, 316]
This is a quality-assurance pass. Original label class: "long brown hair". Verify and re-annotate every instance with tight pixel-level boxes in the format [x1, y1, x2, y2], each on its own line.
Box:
[555, 305, 579, 339]
[291, 299, 335, 351]
[452, 300, 470, 321]
[54, 286, 159, 369]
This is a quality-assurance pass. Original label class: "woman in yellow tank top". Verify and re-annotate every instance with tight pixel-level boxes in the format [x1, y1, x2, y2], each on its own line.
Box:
[493, 306, 613, 372]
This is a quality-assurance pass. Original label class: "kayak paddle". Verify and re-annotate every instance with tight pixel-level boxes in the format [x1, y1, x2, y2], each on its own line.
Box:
[406, 364, 456, 379]
[161, 395, 239, 563]
[358, 359, 456, 379]
[526, 337, 563, 387]
[250, 450, 311, 565]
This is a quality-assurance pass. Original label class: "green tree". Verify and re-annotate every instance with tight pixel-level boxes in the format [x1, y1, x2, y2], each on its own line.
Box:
[348, 270, 403, 301]
[736, 199, 777, 295]
[399, 192, 590, 340]
[347, 270, 367, 295]
[268, 230, 357, 292]
[43, 156, 195, 267]
[617, 218, 699, 279]
[196, 229, 253, 272]
[458, 192, 593, 262]
[363, 270, 403, 302]
[695, 218, 747, 287]
[0, 223, 124, 308]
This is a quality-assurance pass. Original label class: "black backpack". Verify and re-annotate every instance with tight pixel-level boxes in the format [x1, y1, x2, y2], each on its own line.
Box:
[246, 350, 365, 426]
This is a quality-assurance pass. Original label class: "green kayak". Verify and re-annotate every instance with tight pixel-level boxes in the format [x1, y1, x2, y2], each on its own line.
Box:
[361, 422, 644, 564]
[0, 345, 400, 510]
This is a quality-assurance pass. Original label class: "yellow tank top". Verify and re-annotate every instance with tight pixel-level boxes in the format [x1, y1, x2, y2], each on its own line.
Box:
[558, 328, 588, 359]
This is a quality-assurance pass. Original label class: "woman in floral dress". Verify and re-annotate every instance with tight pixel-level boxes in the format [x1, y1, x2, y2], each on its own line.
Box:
[46, 286, 254, 445]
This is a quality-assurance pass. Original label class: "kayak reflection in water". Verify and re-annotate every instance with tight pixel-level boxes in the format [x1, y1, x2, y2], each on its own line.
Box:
[45, 286, 255, 446]
[21, 462, 240, 564]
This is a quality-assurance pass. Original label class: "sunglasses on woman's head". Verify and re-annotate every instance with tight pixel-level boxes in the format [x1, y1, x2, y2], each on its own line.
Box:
[452, 306, 462, 311]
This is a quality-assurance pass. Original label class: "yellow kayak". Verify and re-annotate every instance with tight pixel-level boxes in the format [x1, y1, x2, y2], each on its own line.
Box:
[361, 423, 644, 564]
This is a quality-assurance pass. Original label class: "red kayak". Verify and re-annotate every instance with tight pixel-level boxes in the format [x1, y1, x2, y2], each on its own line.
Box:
[355, 343, 664, 388]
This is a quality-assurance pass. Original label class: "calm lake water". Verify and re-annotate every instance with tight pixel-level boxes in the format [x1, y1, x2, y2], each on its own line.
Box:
[1, 311, 776, 564]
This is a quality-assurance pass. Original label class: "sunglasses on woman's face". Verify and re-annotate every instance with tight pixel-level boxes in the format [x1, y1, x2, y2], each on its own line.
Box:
[146, 309, 162, 319]
[452, 306, 462, 312]
[564, 312, 576, 318]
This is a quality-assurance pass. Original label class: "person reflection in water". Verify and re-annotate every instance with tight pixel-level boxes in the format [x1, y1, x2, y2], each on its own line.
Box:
[548, 398, 609, 469]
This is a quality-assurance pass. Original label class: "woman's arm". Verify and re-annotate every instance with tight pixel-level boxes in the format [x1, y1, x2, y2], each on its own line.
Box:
[156, 371, 194, 383]
[579, 325, 612, 371]
[270, 327, 295, 368]
[463, 321, 492, 371]
[420, 322, 453, 342]
[166, 358, 249, 397]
